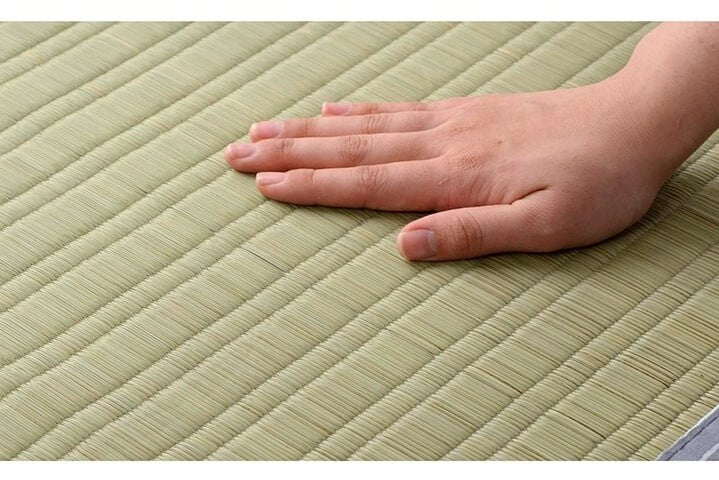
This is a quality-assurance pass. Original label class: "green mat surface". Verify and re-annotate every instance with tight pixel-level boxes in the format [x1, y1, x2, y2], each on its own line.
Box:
[0, 21, 718, 461]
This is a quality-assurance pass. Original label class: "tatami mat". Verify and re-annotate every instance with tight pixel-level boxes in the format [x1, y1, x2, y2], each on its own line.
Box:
[0, 22, 718, 460]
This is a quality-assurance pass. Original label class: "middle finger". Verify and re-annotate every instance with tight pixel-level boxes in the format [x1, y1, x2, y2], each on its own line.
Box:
[226, 131, 441, 172]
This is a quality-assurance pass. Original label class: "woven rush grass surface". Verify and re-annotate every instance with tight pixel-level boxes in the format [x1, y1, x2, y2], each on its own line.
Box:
[0, 21, 718, 461]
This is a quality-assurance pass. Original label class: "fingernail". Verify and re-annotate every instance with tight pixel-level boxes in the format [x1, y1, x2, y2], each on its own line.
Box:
[250, 121, 281, 139]
[322, 102, 351, 115]
[256, 172, 286, 186]
[227, 143, 256, 159]
[398, 229, 437, 260]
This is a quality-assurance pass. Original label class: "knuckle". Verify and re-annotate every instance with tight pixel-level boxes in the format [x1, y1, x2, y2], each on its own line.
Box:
[407, 112, 435, 131]
[308, 169, 321, 195]
[358, 164, 386, 193]
[338, 134, 371, 165]
[444, 120, 473, 137]
[275, 137, 295, 157]
[280, 119, 297, 136]
[433, 157, 457, 210]
[360, 114, 387, 134]
[450, 213, 483, 255]
[308, 168, 318, 184]
[439, 155, 481, 206]
[451, 149, 478, 168]
[362, 103, 379, 114]
[297, 117, 318, 137]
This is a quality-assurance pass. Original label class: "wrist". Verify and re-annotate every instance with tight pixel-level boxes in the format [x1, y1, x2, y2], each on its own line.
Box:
[601, 65, 702, 186]
[604, 23, 719, 186]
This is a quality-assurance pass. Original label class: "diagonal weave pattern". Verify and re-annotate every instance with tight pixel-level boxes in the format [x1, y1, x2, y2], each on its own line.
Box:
[0, 21, 718, 461]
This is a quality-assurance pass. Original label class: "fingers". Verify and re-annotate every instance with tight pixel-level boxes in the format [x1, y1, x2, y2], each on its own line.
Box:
[253, 159, 462, 211]
[397, 193, 553, 261]
[249, 111, 447, 141]
[321, 97, 470, 116]
[227, 132, 440, 172]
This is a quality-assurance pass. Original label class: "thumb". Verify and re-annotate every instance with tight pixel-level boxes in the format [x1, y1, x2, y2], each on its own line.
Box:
[396, 200, 548, 261]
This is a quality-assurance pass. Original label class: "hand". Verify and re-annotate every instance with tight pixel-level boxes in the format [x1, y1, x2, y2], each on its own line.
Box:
[224, 79, 669, 261]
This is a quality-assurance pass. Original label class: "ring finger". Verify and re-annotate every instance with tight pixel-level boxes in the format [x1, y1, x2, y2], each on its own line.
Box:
[249, 110, 447, 141]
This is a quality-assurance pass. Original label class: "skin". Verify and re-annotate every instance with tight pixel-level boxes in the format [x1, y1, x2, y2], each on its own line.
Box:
[225, 22, 719, 261]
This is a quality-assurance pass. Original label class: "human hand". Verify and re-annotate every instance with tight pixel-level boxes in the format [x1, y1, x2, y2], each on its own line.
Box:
[224, 80, 666, 261]
[225, 74, 674, 261]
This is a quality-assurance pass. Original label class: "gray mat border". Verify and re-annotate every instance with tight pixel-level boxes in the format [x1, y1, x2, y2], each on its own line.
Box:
[659, 402, 719, 460]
